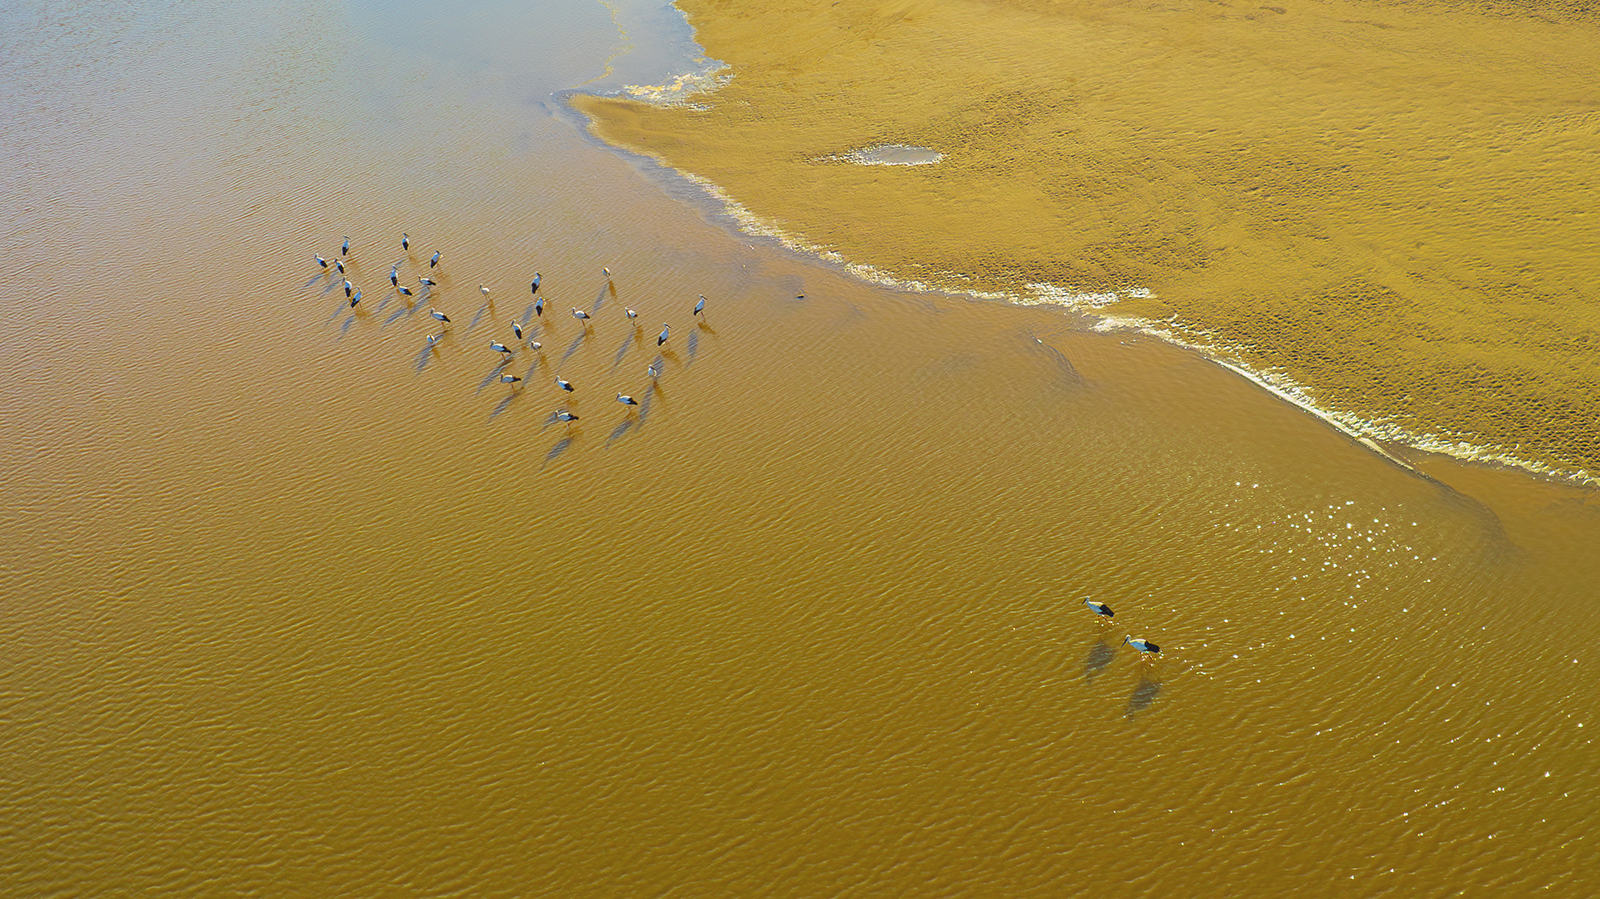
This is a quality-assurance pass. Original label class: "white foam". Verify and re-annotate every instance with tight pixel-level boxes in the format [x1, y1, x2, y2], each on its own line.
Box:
[1022, 282, 1137, 311]
[1093, 315, 1599, 487]
[570, 46, 1597, 487]
[618, 66, 730, 109]
[692, 173, 1599, 485]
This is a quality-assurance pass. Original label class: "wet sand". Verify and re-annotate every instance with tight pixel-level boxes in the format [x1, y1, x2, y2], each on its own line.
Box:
[2, 0, 1598, 896]
[575, 0, 1600, 481]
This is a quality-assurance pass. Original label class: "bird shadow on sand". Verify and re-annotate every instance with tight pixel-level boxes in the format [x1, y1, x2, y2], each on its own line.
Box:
[591, 280, 614, 314]
[1084, 637, 1116, 684]
[685, 330, 699, 367]
[1125, 676, 1162, 719]
[303, 273, 328, 290]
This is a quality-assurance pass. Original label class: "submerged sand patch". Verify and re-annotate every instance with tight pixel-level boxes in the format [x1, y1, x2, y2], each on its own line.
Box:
[574, 0, 1600, 480]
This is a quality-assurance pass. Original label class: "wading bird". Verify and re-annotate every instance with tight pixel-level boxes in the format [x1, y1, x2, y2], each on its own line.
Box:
[1123, 636, 1161, 657]
[511, 320, 524, 340]
[343, 279, 353, 298]
[694, 295, 706, 317]
[625, 307, 638, 321]
[647, 362, 660, 379]
[341, 236, 350, 256]
[335, 258, 345, 274]
[315, 255, 328, 269]
[430, 250, 441, 268]
[555, 377, 574, 392]
[419, 276, 437, 288]
[657, 324, 670, 346]
[348, 290, 361, 308]
[530, 341, 542, 351]
[616, 393, 638, 406]
[571, 307, 591, 323]
[480, 285, 490, 299]
[398, 285, 414, 298]
[555, 410, 578, 426]
[389, 268, 398, 287]
[501, 374, 522, 384]
[534, 297, 544, 317]
[530, 273, 541, 295]
[490, 340, 513, 358]
[426, 333, 440, 348]
[1084, 599, 1114, 619]
[429, 308, 451, 324]
[401, 233, 409, 251]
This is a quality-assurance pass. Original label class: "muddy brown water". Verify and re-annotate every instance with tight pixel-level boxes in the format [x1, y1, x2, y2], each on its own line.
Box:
[2, 0, 1596, 895]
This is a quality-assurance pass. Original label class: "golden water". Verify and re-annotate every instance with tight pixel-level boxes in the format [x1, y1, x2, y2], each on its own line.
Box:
[2, 1, 1598, 896]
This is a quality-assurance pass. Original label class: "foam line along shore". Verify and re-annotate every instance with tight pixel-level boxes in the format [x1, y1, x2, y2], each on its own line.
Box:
[571, 0, 1600, 487]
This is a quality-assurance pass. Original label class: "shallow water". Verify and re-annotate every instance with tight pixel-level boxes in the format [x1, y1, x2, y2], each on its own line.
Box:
[3, 1, 1599, 896]
[577, 0, 1600, 482]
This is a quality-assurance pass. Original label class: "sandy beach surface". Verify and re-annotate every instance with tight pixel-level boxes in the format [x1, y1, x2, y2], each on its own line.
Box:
[2, 0, 1597, 895]
[577, 0, 1600, 482]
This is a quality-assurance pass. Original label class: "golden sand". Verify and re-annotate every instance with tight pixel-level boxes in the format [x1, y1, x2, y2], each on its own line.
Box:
[574, 0, 1600, 479]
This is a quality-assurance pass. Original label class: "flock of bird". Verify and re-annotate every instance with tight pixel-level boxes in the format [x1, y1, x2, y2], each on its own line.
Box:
[316, 233, 707, 435]
[320, 236, 1167, 658]
[1082, 598, 1163, 660]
